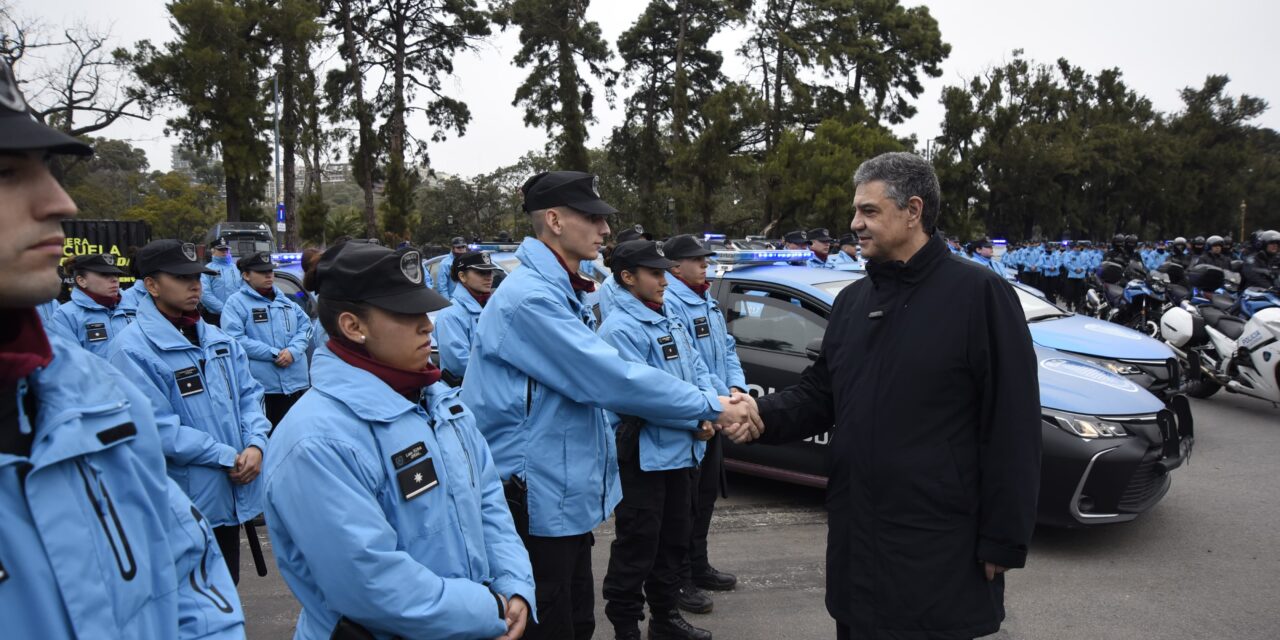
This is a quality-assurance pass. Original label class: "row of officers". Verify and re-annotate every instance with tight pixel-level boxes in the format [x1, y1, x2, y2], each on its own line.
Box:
[7, 88, 761, 640]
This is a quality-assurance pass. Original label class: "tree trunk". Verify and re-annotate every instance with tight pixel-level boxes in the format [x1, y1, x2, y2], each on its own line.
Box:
[282, 44, 299, 251]
[339, 0, 377, 237]
[556, 37, 589, 170]
[225, 171, 243, 222]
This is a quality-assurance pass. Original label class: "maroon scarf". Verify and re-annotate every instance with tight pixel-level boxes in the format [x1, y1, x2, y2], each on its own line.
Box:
[675, 276, 710, 296]
[550, 248, 597, 293]
[642, 300, 664, 314]
[466, 288, 492, 307]
[83, 289, 121, 309]
[0, 309, 54, 387]
[160, 308, 202, 328]
[255, 286, 276, 300]
[327, 336, 442, 399]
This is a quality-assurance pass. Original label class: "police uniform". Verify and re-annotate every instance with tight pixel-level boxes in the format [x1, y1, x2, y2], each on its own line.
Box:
[434, 251, 502, 381]
[107, 240, 272, 584]
[434, 237, 469, 299]
[600, 241, 717, 640]
[463, 172, 727, 640]
[783, 229, 808, 251]
[1063, 246, 1090, 310]
[805, 228, 835, 269]
[220, 252, 313, 428]
[200, 238, 239, 325]
[0, 63, 245, 638]
[661, 236, 745, 600]
[263, 242, 534, 640]
[119, 281, 151, 314]
[1040, 246, 1062, 301]
[829, 234, 865, 271]
[968, 240, 1009, 280]
[47, 253, 134, 358]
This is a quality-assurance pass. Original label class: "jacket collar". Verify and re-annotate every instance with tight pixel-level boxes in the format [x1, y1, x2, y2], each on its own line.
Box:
[69, 286, 108, 311]
[133, 294, 228, 351]
[310, 346, 421, 422]
[238, 281, 283, 304]
[449, 284, 484, 313]
[865, 234, 949, 288]
[514, 237, 581, 305]
[665, 276, 711, 306]
[612, 287, 669, 325]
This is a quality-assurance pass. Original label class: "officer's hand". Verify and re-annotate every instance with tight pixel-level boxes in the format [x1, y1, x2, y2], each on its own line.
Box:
[982, 561, 1008, 581]
[714, 393, 764, 443]
[695, 421, 715, 442]
[230, 446, 263, 484]
[274, 349, 294, 367]
[497, 595, 529, 640]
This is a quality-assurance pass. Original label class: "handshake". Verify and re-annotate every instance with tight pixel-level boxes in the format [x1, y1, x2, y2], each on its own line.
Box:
[712, 391, 765, 444]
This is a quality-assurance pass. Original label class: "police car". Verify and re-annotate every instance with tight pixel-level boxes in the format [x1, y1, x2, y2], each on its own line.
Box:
[707, 251, 1193, 527]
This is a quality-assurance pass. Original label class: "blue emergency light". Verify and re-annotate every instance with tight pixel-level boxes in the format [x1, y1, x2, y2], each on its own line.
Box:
[272, 252, 303, 265]
[467, 243, 519, 252]
[712, 249, 811, 265]
[992, 239, 1007, 246]
[703, 233, 727, 243]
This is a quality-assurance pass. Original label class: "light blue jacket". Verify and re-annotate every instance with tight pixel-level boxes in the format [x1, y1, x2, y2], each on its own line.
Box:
[1063, 250, 1090, 279]
[35, 298, 60, 325]
[435, 285, 483, 379]
[220, 283, 312, 395]
[2, 330, 244, 639]
[199, 257, 240, 315]
[107, 295, 271, 527]
[593, 276, 624, 322]
[120, 283, 151, 314]
[806, 252, 833, 269]
[663, 277, 746, 396]
[598, 292, 714, 471]
[970, 254, 1010, 280]
[828, 250, 864, 271]
[1143, 250, 1168, 272]
[47, 288, 135, 357]
[435, 253, 457, 299]
[1040, 250, 1062, 276]
[462, 238, 724, 537]
[264, 347, 535, 640]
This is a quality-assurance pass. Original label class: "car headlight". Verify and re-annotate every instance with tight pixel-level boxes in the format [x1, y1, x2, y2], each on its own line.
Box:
[1043, 410, 1129, 438]
[1071, 356, 1144, 376]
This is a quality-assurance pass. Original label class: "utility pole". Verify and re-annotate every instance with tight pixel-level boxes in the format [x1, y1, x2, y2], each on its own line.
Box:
[1239, 200, 1247, 244]
[273, 72, 283, 251]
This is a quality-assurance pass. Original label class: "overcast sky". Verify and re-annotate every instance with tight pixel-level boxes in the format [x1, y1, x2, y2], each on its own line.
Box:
[21, 0, 1280, 179]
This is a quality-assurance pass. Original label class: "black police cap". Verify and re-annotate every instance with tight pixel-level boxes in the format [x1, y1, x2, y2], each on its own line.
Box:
[316, 242, 448, 314]
[0, 60, 92, 156]
[450, 251, 502, 281]
[662, 234, 715, 260]
[450, 236, 468, 248]
[616, 224, 651, 244]
[807, 228, 833, 242]
[611, 240, 678, 272]
[521, 171, 619, 216]
[783, 230, 809, 245]
[136, 240, 217, 277]
[237, 251, 277, 273]
[70, 252, 126, 276]
[211, 237, 230, 250]
[837, 233, 857, 247]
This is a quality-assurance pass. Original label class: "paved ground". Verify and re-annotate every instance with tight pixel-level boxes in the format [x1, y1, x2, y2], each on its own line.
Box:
[238, 393, 1280, 639]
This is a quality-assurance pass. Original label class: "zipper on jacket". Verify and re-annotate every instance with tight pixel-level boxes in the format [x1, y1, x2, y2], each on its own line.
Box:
[525, 377, 536, 417]
[187, 506, 235, 613]
[215, 357, 234, 402]
[75, 460, 137, 581]
[448, 421, 477, 488]
[16, 379, 32, 436]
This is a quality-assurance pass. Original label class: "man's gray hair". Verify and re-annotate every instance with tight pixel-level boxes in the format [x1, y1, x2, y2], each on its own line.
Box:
[853, 152, 941, 233]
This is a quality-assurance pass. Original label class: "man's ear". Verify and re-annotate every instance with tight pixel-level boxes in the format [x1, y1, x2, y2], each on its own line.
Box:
[906, 196, 924, 228]
[545, 207, 564, 236]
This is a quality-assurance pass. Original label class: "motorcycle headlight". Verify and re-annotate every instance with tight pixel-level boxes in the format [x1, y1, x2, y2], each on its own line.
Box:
[1043, 410, 1129, 439]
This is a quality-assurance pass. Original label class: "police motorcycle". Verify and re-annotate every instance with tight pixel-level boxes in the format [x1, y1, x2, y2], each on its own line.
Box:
[1086, 260, 1166, 336]
[1160, 267, 1280, 403]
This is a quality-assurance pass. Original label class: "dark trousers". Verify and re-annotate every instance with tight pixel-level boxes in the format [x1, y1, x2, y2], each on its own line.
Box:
[512, 515, 596, 640]
[1064, 277, 1087, 310]
[603, 458, 694, 627]
[684, 432, 724, 580]
[213, 524, 241, 585]
[264, 390, 306, 434]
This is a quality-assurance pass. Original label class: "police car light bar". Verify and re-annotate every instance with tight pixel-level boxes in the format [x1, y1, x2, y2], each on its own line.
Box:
[703, 233, 727, 243]
[272, 252, 303, 265]
[467, 243, 520, 252]
[992, 239, 1007, 246]
[712, 249, 811, 265]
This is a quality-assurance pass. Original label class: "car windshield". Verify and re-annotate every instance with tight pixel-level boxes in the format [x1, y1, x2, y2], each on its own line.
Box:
[1016, 287, 1071, 322]
[812, 279, 859, 297]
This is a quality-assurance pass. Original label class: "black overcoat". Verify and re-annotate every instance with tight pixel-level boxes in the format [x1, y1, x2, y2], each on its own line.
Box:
[757, 235, 1042, 639]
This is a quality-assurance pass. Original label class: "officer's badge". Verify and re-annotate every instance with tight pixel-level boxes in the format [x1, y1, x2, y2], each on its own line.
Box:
[655, 244, 665, 257]
[481, 253, 492, 265]
[591, 175, 601, 197]
[102, 253, 116, 266]
[634, 224, 644, 234]
[400, 250, 423, 284]
[181, 243, 198, 262]
[259, 253, 271, 264]
[0, 62, 27, 112]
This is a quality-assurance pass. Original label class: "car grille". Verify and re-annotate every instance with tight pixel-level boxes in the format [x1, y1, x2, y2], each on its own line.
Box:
[1118, 450, 1165, 511]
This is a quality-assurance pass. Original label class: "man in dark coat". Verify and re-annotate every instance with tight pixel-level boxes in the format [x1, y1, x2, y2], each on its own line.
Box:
[727, 152, 1042, 640]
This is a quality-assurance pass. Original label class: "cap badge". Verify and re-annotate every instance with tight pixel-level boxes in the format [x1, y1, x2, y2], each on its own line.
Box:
[634, 224, 644, 234]
[102, 253, 116, 266]
[181, 243, 198, 262]
[481, 253, 492, 265]
[591, 175, 601, 198]
[400, 251, 423, 284]
[259, 253, 270, 264]
[0, 63, 27, 112]
[655, 244, 665, 257]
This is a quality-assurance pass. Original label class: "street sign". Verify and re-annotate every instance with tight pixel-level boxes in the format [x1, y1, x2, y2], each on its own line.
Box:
[276, 222, 286, 232]
[276, 203, 285, 223]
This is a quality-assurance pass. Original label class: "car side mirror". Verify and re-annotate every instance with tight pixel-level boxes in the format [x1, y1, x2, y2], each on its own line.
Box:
[805, 337, 823, 362]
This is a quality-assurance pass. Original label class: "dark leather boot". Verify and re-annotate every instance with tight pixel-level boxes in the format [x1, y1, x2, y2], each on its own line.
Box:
[648, 611, 712, 640]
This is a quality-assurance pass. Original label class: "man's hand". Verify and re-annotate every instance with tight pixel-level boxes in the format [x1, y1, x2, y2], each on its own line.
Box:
[496, 595, 529, 640]
[714, 391, 764, 444]
[229, 446, 263, 484]
[695, 421, 715, 442]
[274, 349, 294, 368]
[983, 561, 1007, 582]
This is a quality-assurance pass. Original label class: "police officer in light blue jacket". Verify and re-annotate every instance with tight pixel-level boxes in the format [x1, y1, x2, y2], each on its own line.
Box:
[108, 240, 272, 585]
[434, 236, 469, 299]
[220, 252, 312, 428]
[968, 239, 1010, 280]
[0, 89, 245, 638]
[464, 171, 762, 640]
[264, 242, 534, 640]
[598, 240, 719, 640]
[829, 233, 865, 271]
[434, 250, 501, 382]
[48, 252, 134, 357]
[806, 228, 835, 269]
[199, 238, 238, 324]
